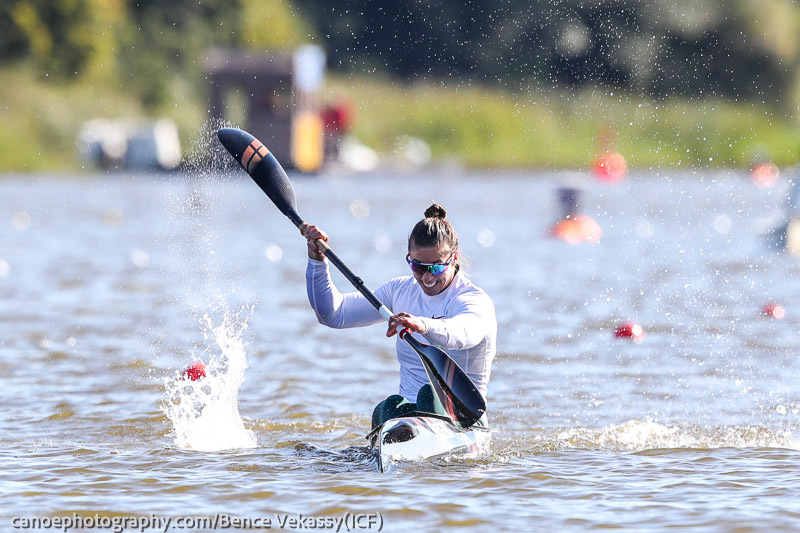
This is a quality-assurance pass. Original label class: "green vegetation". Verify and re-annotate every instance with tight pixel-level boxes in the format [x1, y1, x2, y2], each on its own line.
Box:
[0, 64, 203, 171]
[4, 67, 800, 172]
[3, 0, 800, 172]
[335, 79, 800, 170]
[0, 0, 312, 172]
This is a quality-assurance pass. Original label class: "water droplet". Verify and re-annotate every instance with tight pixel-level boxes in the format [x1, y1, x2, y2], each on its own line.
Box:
[635, 219, 654, 239]
[12, 211, 30, 231]
[264, 244, 283, 262]
[349, 198, 370, 219]
[373, 235, 392, 253]
[477, 228, 496, 247]
[713, 214, 733, 235]
[104, 208, 123, 226]
[129, 249, 150, 268]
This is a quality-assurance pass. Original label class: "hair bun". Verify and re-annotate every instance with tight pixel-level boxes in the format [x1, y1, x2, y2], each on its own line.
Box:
[424, 203, 447, 219]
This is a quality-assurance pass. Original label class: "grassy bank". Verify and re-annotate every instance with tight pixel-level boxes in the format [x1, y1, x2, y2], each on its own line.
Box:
[333, 77, 800, 170]
[3, 66, 800, 172]
[0, 66, 204, 172]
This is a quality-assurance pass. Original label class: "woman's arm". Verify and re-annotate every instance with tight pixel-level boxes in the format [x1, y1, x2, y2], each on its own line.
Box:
[306, 258, 383, 328]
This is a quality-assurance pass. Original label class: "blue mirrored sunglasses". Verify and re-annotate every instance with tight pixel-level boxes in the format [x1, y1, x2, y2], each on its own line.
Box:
[406, 254, 454, 276]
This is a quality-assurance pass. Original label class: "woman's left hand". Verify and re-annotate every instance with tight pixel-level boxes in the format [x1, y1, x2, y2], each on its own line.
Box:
[387, 312, 427, 337]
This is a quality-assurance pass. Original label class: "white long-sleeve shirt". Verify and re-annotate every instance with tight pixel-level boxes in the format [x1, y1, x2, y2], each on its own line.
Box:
[306, 258, 496, 401]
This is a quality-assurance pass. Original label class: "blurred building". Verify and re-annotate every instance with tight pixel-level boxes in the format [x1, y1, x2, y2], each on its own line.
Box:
[206, 46, 326, 172]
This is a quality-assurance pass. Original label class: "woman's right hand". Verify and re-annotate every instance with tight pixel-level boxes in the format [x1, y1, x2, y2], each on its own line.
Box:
[300, 223, 329, 261]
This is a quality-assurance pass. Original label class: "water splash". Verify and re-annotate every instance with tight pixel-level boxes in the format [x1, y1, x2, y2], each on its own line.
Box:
[162, 308, 257, 451]
[156, 119, 259, 451]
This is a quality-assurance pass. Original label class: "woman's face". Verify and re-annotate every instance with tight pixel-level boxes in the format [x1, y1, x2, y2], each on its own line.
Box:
[407, 244, 457, 296]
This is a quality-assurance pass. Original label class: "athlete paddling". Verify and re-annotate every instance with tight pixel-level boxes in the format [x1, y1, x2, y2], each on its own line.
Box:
[303, 204, 497, 428]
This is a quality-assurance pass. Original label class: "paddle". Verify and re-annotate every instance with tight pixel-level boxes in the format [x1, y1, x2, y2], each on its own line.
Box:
[217, 127, 486, 428]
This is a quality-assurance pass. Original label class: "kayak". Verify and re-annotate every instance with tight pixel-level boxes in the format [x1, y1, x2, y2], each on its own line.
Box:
[366, 412, 491, 472]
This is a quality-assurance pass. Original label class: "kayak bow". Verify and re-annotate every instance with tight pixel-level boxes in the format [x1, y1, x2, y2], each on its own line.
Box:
[367, 413, 491, 472]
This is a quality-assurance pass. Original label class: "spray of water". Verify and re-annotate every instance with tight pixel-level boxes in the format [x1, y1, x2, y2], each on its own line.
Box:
[162, 308, 257, 451]
[555, 419, 800, 451]
[159, 118, 258, 451]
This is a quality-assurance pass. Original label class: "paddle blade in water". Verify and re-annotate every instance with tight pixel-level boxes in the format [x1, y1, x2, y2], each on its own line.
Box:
[401, 332, 486, 428]
[217, 128, 303, 227]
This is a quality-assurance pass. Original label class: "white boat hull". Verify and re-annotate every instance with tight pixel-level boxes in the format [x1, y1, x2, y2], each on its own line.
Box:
[368, 414, 491, 472]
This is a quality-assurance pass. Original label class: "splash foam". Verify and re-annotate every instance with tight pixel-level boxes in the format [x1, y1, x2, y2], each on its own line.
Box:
[163, 309, 257, 451]
[557, 419, 800, 451]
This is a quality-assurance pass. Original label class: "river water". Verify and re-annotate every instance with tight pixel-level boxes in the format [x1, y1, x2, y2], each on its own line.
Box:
[1, 163, 799, 532]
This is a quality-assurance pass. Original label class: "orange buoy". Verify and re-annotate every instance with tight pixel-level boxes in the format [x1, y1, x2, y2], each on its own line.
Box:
[591, 151, 627, 183]
[751, 161, 780, 189]
[552, 215, 602, 244]
[551, 187, 602, 244]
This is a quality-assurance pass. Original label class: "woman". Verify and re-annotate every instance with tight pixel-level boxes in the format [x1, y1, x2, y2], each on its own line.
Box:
[303, 204, 496, 429]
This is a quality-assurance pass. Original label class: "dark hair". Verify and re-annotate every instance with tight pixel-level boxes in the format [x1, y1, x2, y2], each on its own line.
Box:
[408, 204, 460, 256]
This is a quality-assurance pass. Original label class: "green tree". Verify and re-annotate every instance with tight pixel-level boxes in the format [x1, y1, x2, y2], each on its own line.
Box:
[293, 0, 800, 102]
[0, 0, 98, 78]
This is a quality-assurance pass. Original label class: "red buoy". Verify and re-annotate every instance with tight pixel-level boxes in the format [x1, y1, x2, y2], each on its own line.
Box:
[614, 321, 644, 343]
[182, 361, 206, 381]
[761, 302, 785, 319]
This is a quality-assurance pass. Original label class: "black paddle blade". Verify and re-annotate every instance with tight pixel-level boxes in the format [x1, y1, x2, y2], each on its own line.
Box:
[217, 128, 304, 227]
[401, 332, 486, 428]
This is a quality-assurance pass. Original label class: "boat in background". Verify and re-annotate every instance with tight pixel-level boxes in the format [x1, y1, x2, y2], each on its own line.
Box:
[367, 412, 491, 472]
[78, 118, 182, 170]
